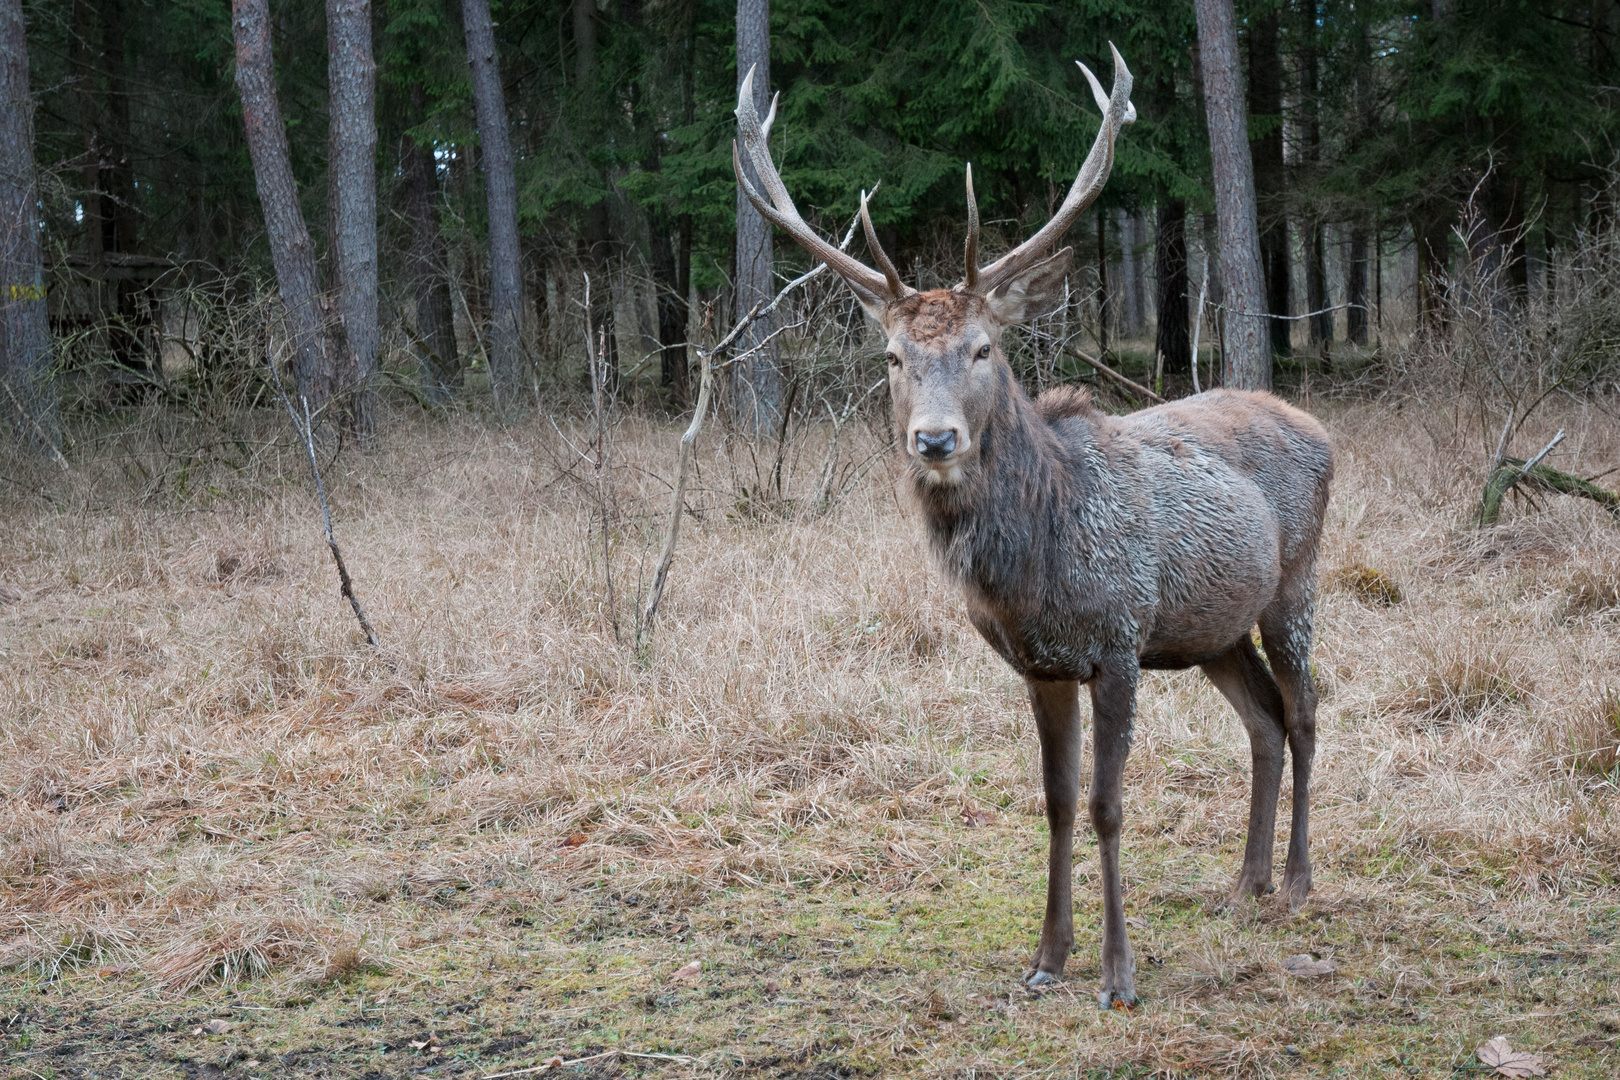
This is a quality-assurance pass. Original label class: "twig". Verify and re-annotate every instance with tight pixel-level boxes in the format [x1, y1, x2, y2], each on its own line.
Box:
[1477, 428, 1570, 528]
[636, 201, 868, 646]
[1190, 251, 1209, 394]
[1490, 407, 1516, 471]
[1063, 345, 1165, 404]
[1213, 301, 1367, 321]
[260, 334, 379, 647]
[299, 397, 380, 648]
[639, 340, 714, 644]
[1519, 429, 1567, 479]
[584, 275, 621, 645]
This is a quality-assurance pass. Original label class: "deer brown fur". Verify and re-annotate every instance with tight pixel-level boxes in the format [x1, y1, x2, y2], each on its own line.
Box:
[734, 48, 1333, 1009]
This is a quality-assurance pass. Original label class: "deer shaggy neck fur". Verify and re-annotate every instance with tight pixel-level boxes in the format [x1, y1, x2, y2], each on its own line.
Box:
[912, 367, 1332, 682]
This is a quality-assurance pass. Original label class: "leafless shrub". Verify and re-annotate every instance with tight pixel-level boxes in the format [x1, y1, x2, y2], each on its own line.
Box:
[1382, 173, 1620, 516]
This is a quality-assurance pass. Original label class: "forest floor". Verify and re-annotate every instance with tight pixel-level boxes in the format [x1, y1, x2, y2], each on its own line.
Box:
[3, 388, 1620, 1079]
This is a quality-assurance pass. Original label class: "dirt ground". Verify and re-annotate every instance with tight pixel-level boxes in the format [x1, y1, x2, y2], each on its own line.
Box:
[3, 392, 1620, 1078]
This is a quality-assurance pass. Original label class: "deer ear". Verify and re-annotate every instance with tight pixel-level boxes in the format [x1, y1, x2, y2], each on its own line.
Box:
[985, 247, 1074, 324]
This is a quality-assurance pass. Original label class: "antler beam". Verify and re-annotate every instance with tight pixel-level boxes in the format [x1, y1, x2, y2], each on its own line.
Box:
[969, 44, 1136, 296]
[733, 66, 911, 308]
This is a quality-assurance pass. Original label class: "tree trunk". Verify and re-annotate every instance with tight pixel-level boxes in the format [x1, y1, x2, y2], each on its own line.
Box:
[1154, 198, 1191, 378]
[735, 0, 778, 430]
[1306, 224, 1330, 344]
[573, 0, 596, 87]
[1126, 210, 1147, 337]
[1299, 0, 1330, 349]
[403, 84, 459, 401]
[70, 0, 108, 339]
[327, 0, 377, 441]
[1094, 210, 1110, 353]
[99, 0, 149, 378]
[1248, 6, 1290, 358]
[462, 0, 524, 405]
[232, 0, 332, 410]
[1346, 226, 1369, 345]
[1193, 0, 1269, 389]
[0, 0, 57, 454]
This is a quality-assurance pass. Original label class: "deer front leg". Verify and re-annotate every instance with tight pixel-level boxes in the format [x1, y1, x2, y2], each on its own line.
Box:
[1089, 665, 1138, 1009]
[1023, 678, 1082, 987]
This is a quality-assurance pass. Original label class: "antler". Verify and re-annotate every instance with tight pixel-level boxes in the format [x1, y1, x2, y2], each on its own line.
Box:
[968, 44, 1136, 296]
[734, 65, 912, 309]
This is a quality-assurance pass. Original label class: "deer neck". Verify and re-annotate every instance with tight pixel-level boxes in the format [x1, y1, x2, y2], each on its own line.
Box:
[912, 364, 1075, 594]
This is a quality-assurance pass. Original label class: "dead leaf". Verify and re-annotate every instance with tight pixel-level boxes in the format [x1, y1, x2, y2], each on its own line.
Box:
[408, 1034, 441, 1053]
[960, 807, 995, 828]
[763, 979, 780, 996]
[1477, 1035, 1547, 1078]
[1282, 953, 1339, 977]
[558, 833, 587, 849]
[95, 964, 134, 979]
[543, 1057, 565, 1070]
[200, 1019, 231, 1035]
[968, 994, 1007, 1011]
[670, 959, 701, 983]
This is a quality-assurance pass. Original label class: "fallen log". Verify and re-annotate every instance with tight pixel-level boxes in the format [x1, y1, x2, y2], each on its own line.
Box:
[1478, 457, 1620, 527]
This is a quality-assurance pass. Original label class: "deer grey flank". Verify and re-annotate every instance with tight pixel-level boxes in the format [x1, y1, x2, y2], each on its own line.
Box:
[733, 47, 1333, 1009]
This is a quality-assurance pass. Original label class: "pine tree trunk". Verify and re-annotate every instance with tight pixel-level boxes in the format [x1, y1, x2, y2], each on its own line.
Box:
[1193, 0, 1270, 389]
[403, 85, 459, 401]
[70, 0, 108, 340]
[327, 0, 377, 441]
[735, 0, 778, 430]
[232, 0, 332, 410]
[1248, 7, 1290, 358]
[1306, 224, 1330, 344]
[100, 0, 148, 378]
[573, 0, 596, 87]
[1346, 227, 1369, 345]
[0, 0, 57, 454]
[462, 0, 524, 405]
[1127, 210, 1147, 338]
[1154, 198, 1191, 377]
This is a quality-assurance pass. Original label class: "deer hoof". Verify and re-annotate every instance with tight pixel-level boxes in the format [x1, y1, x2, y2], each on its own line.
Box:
[1022, 969, 1062, 988]
[1097, 989, 1139, 1011]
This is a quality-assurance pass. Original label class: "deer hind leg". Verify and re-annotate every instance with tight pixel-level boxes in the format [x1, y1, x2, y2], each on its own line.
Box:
[1201, 635, 1288, 905]
[1260, 583, 1319, 910]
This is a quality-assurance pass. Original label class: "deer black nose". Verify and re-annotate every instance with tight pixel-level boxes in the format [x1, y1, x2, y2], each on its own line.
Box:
[914, 429, 958, 461]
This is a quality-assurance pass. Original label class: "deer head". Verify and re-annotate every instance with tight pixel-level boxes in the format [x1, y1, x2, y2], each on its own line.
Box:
[734, 47, 1135, 484]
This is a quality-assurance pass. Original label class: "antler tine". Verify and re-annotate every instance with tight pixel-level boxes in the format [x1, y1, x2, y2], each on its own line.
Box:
[733, 65, 902, 305]
[971, 44, 1135, 295]
[860, 189, 904, 297]
[963, 163, 979, 291]
[760, 90, 777, 141]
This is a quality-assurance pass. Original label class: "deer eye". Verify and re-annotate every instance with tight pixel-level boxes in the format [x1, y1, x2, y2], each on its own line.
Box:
[886, 352, 901, 368]
[977, 344, 992, 359]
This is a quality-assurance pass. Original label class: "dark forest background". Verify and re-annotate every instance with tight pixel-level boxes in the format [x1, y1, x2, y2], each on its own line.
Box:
[5, 0, 1620, 450]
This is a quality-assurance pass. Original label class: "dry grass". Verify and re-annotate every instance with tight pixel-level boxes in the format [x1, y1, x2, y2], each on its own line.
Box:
[2, 394, 1620, 1077]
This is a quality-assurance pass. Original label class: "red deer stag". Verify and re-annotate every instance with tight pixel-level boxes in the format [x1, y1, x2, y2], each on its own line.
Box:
[734, 48, 1332, 1009]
